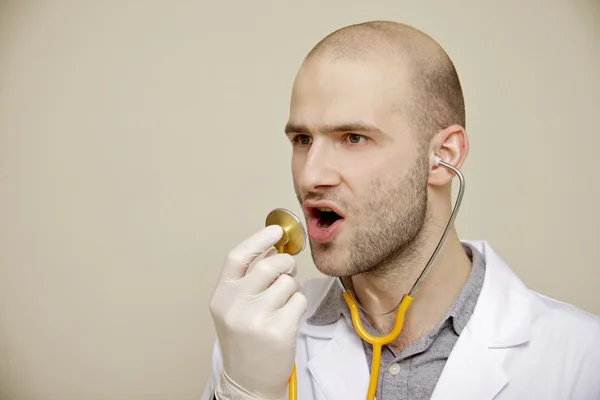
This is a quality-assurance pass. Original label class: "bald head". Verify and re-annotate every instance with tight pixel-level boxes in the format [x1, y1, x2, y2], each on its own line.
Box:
[287, 22, 468, 279]
[302, 21, 465, 145]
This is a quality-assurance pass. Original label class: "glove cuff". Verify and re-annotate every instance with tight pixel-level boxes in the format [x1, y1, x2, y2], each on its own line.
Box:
[215, 368, 285, 400]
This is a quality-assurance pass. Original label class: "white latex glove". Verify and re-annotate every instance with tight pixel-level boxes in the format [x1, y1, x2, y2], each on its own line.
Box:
[209, 225, 308, 400]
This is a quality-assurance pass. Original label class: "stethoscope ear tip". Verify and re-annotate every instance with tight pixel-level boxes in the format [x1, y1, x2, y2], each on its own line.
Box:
[434, 155, 442, 166]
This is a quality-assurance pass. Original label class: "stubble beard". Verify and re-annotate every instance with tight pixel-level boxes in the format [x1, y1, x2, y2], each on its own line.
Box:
[296, 153, 431, 279]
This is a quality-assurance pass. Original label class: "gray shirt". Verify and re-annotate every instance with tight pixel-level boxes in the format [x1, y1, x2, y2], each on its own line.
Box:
[306, 243, 486, 399]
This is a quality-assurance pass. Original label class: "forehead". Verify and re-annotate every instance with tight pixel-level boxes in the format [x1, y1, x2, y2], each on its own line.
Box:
[288, 58, 409, 132]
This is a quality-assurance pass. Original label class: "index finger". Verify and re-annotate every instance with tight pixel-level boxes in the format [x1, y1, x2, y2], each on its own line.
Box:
[220, 225, 284, 281]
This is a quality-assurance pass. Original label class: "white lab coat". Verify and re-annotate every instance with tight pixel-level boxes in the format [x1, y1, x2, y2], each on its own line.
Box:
[202, 241, 600, 399]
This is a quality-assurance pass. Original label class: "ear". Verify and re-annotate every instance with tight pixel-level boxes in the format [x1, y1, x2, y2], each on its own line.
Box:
[427, 124, 469, 186]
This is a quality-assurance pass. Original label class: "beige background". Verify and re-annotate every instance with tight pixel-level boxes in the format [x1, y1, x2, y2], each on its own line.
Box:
[0, 1, 599, 399]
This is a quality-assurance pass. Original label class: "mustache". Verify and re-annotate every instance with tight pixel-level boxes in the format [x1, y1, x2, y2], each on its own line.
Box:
[296, 192, 352, 218]
[296, 191, 347, 210]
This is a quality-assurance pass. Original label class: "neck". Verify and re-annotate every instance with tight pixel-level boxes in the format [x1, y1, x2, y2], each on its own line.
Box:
[349, 211, 472, 352]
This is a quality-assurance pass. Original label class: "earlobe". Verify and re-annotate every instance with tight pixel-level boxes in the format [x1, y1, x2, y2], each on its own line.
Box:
[428, 125, 469, 186]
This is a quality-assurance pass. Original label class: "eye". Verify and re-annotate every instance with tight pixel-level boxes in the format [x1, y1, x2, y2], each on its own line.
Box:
[346, 133, 368, 144]
[292, 134, 312, 146]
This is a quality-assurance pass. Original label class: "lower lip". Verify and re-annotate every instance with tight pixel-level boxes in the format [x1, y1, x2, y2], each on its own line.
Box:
[307, 218, 344, 244]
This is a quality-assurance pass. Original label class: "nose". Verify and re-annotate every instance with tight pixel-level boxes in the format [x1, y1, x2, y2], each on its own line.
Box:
[298, 139, 341, 192]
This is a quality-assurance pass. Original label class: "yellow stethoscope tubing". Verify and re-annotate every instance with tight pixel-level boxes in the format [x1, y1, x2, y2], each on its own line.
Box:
[287, 293, 413, 400]
[344, 291, 414, 400]
[287, 157, 464, 400]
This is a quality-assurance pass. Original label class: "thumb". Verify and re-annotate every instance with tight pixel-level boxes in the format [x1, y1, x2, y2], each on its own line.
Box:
[264, 247, 279, 258]
[264, 248, 298, 278]
[264, 247, 298, 277]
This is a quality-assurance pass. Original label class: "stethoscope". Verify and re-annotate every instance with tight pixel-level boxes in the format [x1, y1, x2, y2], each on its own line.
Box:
[266, 155, 465, 400]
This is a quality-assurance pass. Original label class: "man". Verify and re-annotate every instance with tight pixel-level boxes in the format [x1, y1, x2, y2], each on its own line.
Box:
[202, 21, 600, 400]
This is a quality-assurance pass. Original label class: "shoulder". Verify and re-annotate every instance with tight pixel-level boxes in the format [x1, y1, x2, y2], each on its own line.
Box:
[528, 291, 600, 396]
[467, 240, 600, 396]
[530, 290, 600, 342]
[468, 239, 600, 334]
[467, 239, 600, 356]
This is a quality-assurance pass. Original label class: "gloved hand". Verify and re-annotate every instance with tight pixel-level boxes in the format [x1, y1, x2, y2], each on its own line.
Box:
[209, 225, 307, 400]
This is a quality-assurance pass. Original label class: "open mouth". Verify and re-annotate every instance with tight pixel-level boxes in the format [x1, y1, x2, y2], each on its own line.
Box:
[305, 203, 345, 243]
[311, 207, 344, 229]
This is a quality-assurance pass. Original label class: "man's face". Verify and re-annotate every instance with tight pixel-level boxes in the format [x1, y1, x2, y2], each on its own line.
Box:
[286, 58, 431, 277]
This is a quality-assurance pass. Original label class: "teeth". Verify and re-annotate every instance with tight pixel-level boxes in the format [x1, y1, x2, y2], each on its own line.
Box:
[318, 207, 333, 212]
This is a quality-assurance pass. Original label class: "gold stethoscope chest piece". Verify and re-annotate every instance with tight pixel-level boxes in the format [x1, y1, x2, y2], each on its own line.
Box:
[265, 208, 307, 256]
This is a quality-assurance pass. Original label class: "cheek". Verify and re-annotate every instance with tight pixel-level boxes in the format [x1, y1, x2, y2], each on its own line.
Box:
[337, 154, 395, 185]
[290, 154, 305, 185]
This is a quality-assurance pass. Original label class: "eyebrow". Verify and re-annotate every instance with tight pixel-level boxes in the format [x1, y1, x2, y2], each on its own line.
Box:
[284, 122, 386, 136]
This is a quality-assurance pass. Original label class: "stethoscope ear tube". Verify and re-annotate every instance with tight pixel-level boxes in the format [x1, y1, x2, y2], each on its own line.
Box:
[409, 158, 465, 297]
[336, 157, 466, 307]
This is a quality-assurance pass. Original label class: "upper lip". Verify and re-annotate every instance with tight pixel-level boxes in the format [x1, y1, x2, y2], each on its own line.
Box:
[303, 200, 345, 218]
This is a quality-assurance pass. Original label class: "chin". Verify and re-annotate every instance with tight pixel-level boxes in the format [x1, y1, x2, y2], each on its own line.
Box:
[309, 241, 353, 277]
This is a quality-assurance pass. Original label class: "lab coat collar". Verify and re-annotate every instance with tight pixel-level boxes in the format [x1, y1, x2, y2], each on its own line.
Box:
[298, 240, 536, 400]
[459, 240, 533, 348]
[429, 240, 535, 399]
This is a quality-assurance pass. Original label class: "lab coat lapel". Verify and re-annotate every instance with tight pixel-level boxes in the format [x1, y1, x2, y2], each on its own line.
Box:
[304, 319, 370, 400]
[430, 325, 508, 400]
[431, 240, 533, 400]
[298, 241, 535, 400]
